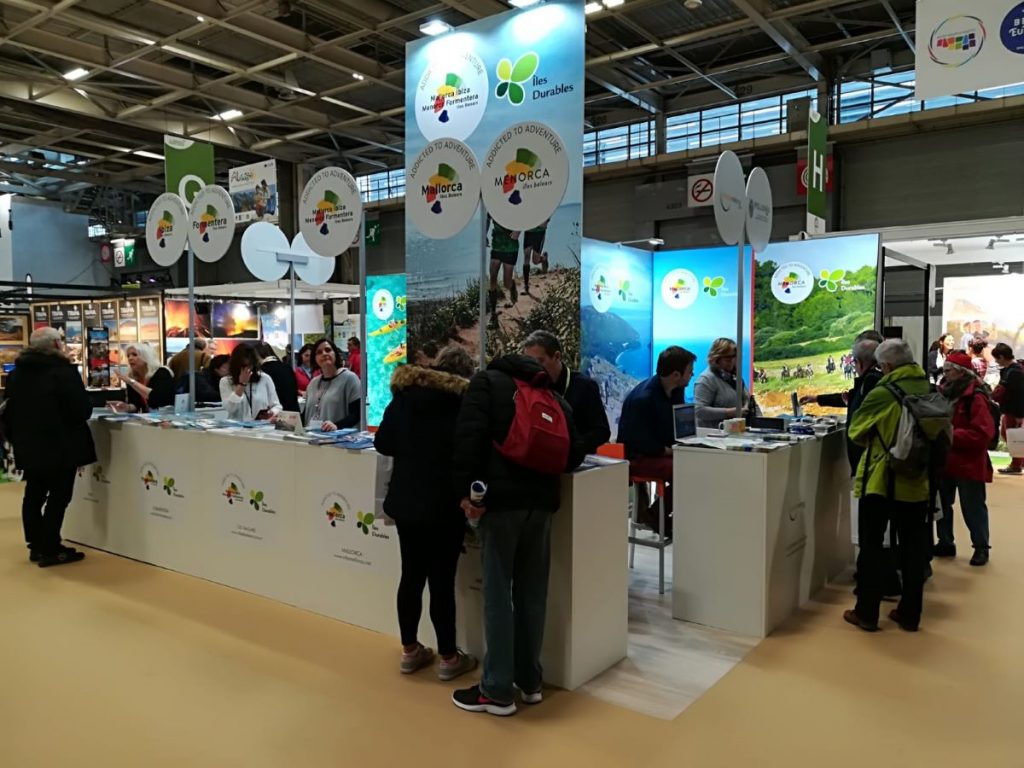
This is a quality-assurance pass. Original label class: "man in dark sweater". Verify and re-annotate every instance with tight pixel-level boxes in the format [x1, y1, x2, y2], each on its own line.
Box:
[993, 343, 1024, 475]
[522, 330, 610, 454]
[255, 342, 300, 413]
[450, 354, 585, 716]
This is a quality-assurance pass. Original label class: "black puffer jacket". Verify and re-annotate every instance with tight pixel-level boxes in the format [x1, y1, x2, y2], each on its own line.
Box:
[2, 347, 96, 471]
[374, 365, 469, 523]
[452, 355, 586, 514]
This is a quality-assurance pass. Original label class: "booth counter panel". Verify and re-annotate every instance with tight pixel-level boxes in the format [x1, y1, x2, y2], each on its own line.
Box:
[672, 432, 852, 637]
[64, 422, 629, 691]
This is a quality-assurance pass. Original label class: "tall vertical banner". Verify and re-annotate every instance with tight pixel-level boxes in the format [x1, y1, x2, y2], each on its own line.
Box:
[164, 136, 214, 209]
[806, 110, 827, 235]
[579, 239, 653, 437]
[404, 1, 585, 364]
[365, 274, 408, 426]
[915, 1, 1024, 99]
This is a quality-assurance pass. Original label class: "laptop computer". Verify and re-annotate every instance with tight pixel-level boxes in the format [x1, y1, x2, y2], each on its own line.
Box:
[673, 403, 696, 441]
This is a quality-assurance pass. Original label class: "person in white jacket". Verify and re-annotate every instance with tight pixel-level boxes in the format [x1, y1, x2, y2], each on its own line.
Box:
[219, 345, 282, 421]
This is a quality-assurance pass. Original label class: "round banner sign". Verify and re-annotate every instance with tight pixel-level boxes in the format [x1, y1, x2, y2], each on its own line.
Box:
[299, 167, 362, 258]
[414, 49, 488, 142]
[188, 185, 235, 263]
[713, 150, 746, 246]
[407, 138, 481, 239]
[146, 192, 189, 267]
[480, 121, 569, 232]
[744, 166, 773, 253]
[770, 261, 814, 305]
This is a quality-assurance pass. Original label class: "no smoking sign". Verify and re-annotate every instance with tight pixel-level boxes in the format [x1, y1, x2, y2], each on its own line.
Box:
[687, 174, 715, 208]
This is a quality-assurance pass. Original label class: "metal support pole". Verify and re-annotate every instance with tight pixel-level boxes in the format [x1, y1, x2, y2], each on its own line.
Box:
[478, 212, 487, 369]
[735, 239, 746, 413]
[187, 247, 195, 411]
[358, 213, 367, 431]
[289, 263, 296, 368]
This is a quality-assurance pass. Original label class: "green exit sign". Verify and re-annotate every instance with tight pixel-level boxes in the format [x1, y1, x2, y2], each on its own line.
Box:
[365, 221, 381, 247]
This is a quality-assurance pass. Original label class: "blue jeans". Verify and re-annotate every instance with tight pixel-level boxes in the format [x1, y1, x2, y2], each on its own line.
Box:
[937, 476, 990, 550]
[479, 508, 552, 704]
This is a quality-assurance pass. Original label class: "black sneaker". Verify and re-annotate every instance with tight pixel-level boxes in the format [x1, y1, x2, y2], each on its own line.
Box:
[997, 466, 1022, 475]
[933, 542, 957, 558]
[452, 685, 516, 716]
[970, 548, 989, 567]
[38, 549, 85, 568]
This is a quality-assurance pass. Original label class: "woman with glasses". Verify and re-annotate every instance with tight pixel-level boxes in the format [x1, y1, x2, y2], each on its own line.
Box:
[694, 337, 752, 429]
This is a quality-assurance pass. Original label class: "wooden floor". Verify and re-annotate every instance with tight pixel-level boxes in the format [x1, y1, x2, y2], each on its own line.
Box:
[1, 477, 1022, 767]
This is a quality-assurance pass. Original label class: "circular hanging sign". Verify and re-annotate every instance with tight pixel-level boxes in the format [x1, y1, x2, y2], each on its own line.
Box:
[298, 167, 362, 258]
[145, 192, 189, 267]
[188, 185, 235, 263]
[770, 262, 815, 305]
[414, 49, 489, 142]
[660, 268, 700, 310]
[480, 121, 569, 232]
[241, 222, 290, 282]
[407, 138, 481, 239]
[713, 150, 746, 246]
[745, 166, 773, 253]
[291, 233, 335, 286]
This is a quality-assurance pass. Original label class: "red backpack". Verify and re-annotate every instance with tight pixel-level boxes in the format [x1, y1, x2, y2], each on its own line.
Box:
[494, 374, 570, 474]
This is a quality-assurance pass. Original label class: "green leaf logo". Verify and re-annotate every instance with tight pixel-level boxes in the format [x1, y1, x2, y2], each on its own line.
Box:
[818, 268, 846, 292]
[495, 52, 539, 105]
[357, 510, 375, 534]
[702, 275, 726, 297]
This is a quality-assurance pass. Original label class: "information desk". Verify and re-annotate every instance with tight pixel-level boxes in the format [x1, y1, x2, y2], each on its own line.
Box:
[672, 431, 853, 637]
[64, 420, 629, 691]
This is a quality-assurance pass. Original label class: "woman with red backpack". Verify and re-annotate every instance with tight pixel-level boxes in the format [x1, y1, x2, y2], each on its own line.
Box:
[992, 343, 1024, 475]
[935, 352, 995, 567]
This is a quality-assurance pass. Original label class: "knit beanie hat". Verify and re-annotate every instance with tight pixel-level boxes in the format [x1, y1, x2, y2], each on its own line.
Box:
[943, 351, 976, 377]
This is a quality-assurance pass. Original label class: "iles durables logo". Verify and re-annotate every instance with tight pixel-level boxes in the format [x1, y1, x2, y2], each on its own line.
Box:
[433, 72, 463, 124]
[703, 276, 726, 297]
[818, 268, 847, 293]
[356, 510, 376, 535]
[154, 210, 175, 248]
[422, 163, 460, 215]
[501, 148, 541, 206]
[495, 53, 539, 106]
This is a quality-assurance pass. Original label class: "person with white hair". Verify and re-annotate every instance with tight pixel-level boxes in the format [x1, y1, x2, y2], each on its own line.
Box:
[1, 327, 95, 567]
[846, 338, 934, 632]
[110, 343, 175, 413]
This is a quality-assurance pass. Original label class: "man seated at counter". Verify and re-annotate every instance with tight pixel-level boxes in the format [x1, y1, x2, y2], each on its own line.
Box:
[302, 338, 361, 431]
[617, 345, 696, 536]
[219, 345, 283, 421]
[522, 330, 610, 454]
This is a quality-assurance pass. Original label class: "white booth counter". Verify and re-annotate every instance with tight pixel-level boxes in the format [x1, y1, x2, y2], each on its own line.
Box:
[65, 420, 629, 691]
[672, 431, 853, 637]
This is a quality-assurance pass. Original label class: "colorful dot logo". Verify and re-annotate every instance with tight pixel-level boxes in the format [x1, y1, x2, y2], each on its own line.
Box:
[326, 502, 344, 527]
[313, 190, 340, 235]
[495, 53, 539, 105]
[502, 148, 539, 206]
[424, 163, 459, 214]
[223, 482, 241, 505]
[661, 268, 699, 310]
[433, 72, 463, 124]
[141, 469, 157, 490]
[770, 262, 814, 305]
[197, 204, 218, 243]
[155, 210, 174, 248]
[819, 268, 846, 293]
[929, 16, 986, 67]
[702, 276, 726, 297]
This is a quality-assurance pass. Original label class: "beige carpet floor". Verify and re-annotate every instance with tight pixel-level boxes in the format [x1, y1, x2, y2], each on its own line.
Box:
[0, 478, 1021, 768]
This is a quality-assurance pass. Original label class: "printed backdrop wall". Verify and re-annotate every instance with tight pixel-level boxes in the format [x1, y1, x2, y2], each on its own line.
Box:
[404, 1, 584, 365]
[366, 274, 408, 426]
[942, 274, 1024, 359]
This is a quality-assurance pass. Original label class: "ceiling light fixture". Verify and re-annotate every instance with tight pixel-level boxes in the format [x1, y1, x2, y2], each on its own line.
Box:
[291, 86, 316, 96]
[602, 0, 625, 8]
[508, 0, 542, 7]
[352, 72, 365, 80]
[73, 88, 89, 99]
[196, 15, 205, 22]
[584, 1, 602, 12]
[63, 67, 89, 81]
[133, 150, 164, 160]
[419, 19, 453, 36]
[213, 109, 243, 121]
[684, 0, 703, 9]
[617, 237, 664, 247]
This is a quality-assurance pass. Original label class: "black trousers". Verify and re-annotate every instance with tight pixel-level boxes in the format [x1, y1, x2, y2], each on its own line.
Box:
[855, 494, 929, 627]
[395, 517, 466, 656]
[22, 466, 77, 555]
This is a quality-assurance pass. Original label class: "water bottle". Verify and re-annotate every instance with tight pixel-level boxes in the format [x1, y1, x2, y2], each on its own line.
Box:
[468, 480, 487, 529]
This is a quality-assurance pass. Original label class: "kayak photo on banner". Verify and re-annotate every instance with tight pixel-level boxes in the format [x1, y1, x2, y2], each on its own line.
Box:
[753, 233, 881, 416]
[404, 0, 584, 364]
[652, 246, 753, 402]
[579, 239, 652, 437]
[365, 274, 408, 426]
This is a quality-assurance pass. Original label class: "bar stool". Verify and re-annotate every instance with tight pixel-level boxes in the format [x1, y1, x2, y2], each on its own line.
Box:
[628, 475, 669, 594]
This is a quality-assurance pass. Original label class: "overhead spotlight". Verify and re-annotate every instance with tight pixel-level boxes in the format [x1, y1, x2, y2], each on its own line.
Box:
[932, 239, 954, 256]
[508, 0, 542, 7]
[684, 0, 703, 8]
[584, 1, 602, 12]
[647, 238, 665, 246]
[602, 0, 624, 7]
[352, 72, 365, 80]
[986, 237, 1009, 249]
[196, 15, 204, 22]
[63, 67, 89, 81]
[212, 109, 243, 121]
[419, 19, 453, 36]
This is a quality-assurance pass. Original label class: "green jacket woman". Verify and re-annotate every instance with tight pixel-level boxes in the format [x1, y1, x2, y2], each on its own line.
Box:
[848, 362, 931, 502]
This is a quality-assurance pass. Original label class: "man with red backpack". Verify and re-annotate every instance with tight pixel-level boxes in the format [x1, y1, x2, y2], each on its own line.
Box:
[992, 343, 1024, 475]
[450, 353, 585, 716]
[935, 352, 996, 567]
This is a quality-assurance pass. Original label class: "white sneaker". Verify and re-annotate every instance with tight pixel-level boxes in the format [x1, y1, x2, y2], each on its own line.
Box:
[514, 683, 543, 705]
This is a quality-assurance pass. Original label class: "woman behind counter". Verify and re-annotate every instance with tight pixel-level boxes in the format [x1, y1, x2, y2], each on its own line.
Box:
[302, 338, 360, 431]
[111, 343, 175, 413]
[373, 344, 478, 680]
[219, 345, 282, 421]
[294, 343, 317, 394]
[694, 337, 753, 429]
